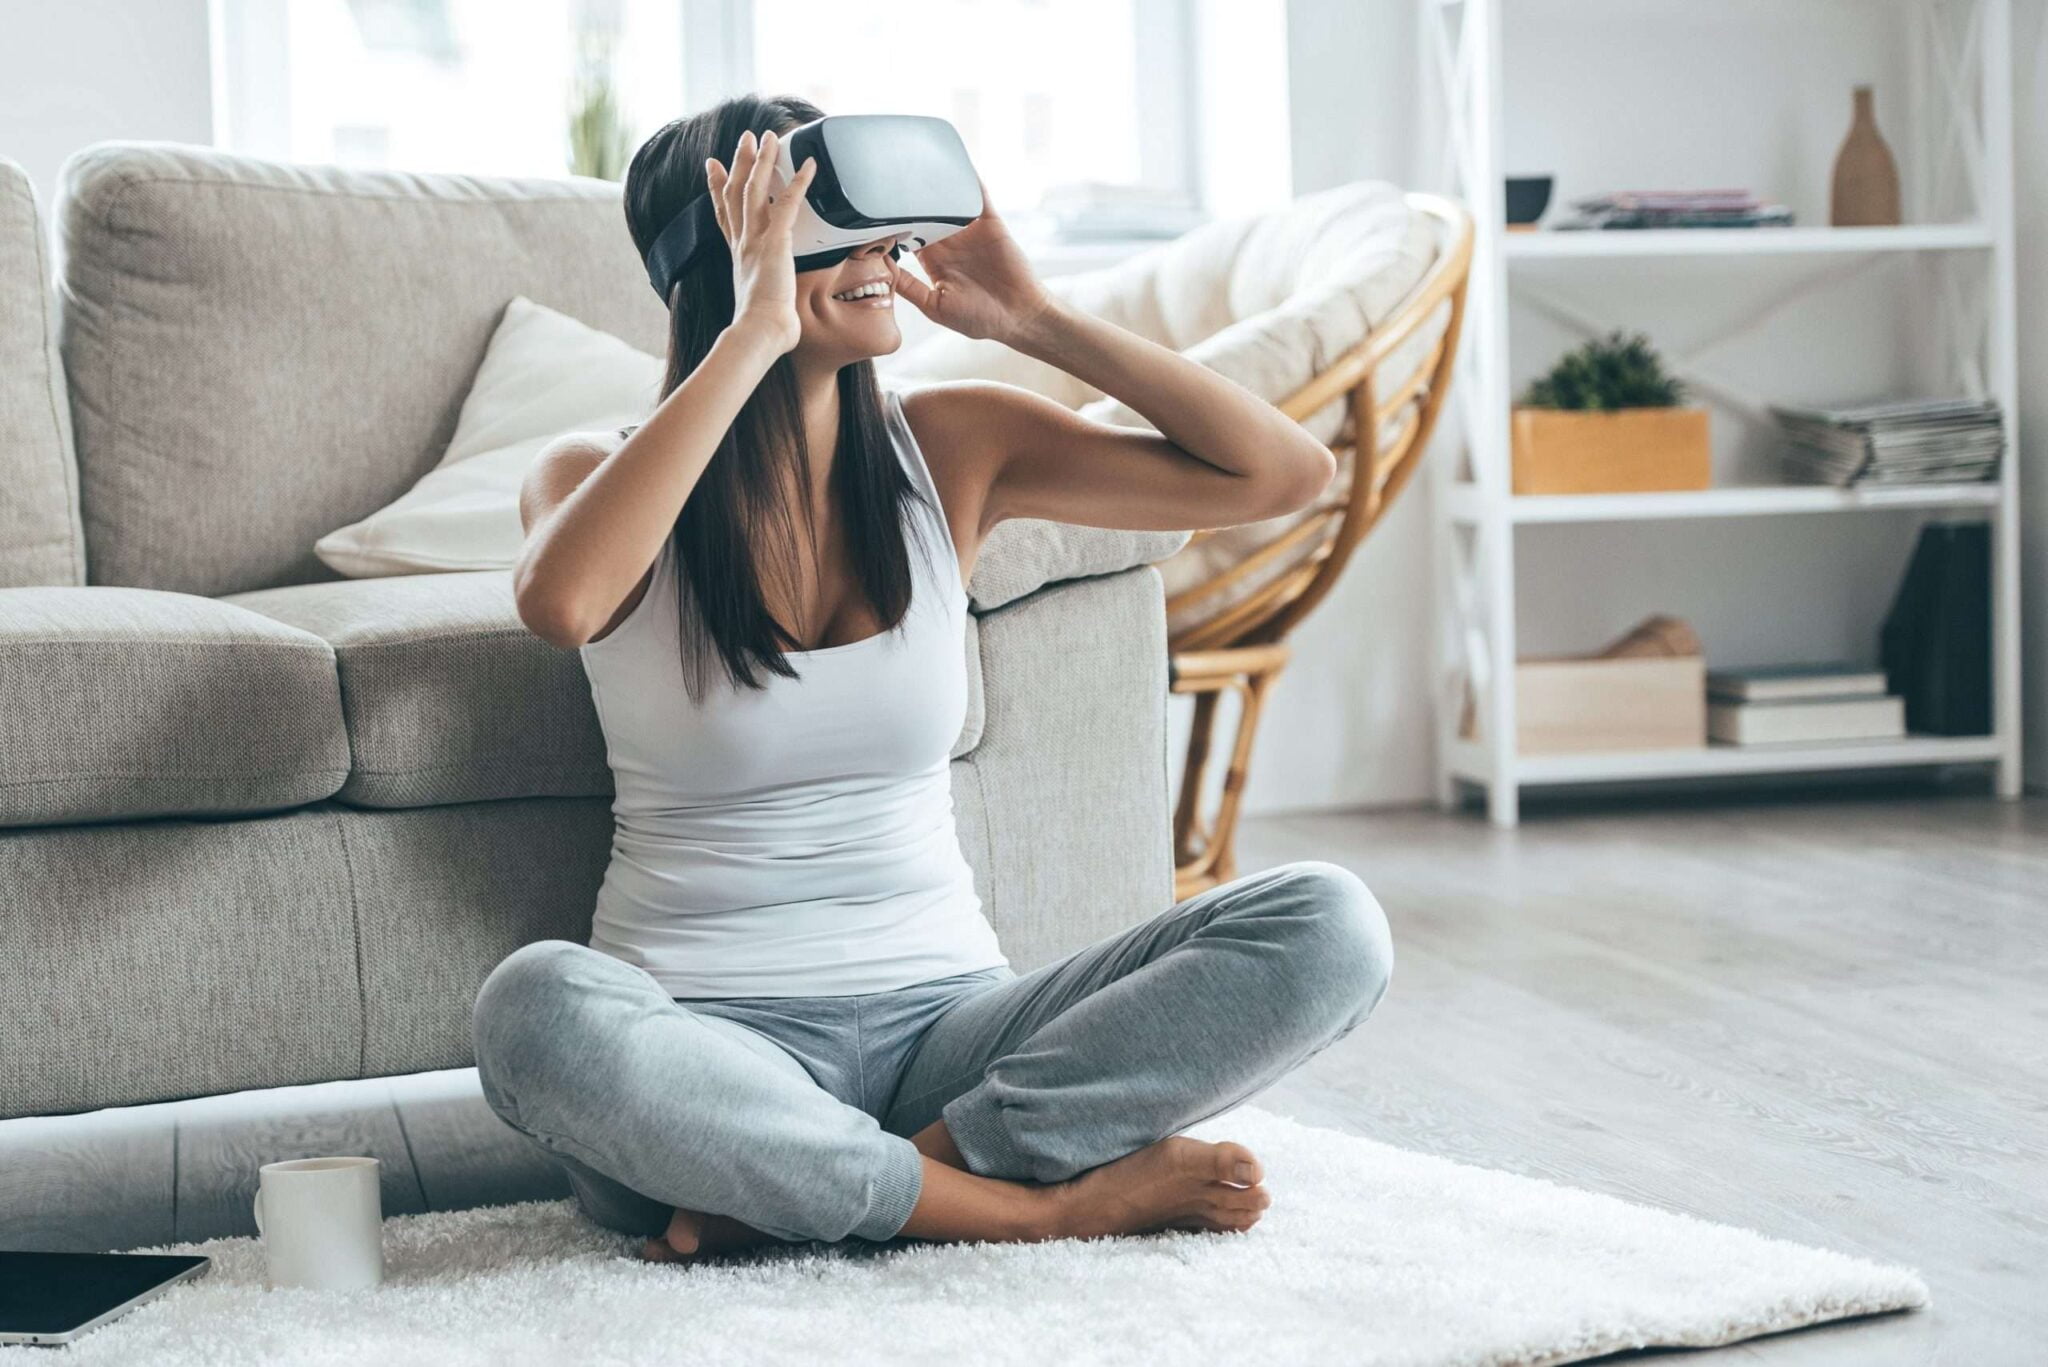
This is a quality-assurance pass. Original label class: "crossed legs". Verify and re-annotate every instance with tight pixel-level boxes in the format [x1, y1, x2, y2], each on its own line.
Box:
[471, 860, 1391, 1258]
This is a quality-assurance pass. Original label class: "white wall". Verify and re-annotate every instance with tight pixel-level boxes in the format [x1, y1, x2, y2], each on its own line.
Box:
[1183, 0, 1440, 818]
[1241, 0, 2048, 814]
[0, 0, 213, 204]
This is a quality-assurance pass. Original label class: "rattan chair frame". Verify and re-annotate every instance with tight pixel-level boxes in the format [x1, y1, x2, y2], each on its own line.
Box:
[1169, 194, 1475, 898]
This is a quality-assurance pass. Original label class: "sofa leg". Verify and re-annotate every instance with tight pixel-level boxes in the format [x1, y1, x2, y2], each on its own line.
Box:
[1170, 644, 1291, 903]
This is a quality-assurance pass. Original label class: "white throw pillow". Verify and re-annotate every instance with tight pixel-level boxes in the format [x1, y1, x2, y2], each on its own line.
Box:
[314, 295, 664, 577]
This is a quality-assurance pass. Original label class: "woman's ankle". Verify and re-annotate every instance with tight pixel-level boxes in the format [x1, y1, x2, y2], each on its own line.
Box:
[898, 1155, 1068, 1244]
[910, 1116, 969, 1169]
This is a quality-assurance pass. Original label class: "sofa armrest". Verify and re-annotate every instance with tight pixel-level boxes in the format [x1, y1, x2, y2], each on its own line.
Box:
[955, 565, 1173, 969]
[968, 520, 1190, 613]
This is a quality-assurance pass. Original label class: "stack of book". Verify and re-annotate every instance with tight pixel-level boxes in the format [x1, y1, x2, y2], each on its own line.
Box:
[1552, 189, 1795, 231]
[1705, 665, 1906, 746]
[1772, 397, 2004, 487]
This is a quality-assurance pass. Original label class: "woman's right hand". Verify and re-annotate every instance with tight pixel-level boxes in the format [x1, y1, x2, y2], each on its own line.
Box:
[703, 129, 817, 356]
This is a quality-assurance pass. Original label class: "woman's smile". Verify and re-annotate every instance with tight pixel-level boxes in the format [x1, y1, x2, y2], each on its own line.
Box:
[830, 277, 894, 307]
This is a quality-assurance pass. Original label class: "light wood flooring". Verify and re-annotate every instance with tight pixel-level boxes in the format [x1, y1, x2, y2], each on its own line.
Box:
[2, 789, 2040, 1363]
[1244, 789, 2046, 1365]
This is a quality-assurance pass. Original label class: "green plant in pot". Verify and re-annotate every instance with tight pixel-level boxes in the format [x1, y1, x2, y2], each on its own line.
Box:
[1513, 331, 1709, 494]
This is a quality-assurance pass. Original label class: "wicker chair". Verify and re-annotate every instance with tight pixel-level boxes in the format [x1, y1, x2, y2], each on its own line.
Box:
[1166, 194, 1473, 898]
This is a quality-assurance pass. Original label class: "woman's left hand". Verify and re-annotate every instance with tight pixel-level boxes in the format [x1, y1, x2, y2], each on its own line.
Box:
[889, 180, 1054, 345]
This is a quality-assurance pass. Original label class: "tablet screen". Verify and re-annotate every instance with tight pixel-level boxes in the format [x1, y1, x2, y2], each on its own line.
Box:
[0, 1250, 209, 1339]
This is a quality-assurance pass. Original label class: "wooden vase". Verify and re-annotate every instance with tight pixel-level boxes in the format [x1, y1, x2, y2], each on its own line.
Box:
[1830, 85, 1901, 227]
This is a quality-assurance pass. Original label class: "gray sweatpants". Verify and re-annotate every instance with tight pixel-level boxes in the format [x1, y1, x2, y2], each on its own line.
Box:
[470, 860, 1391, 1245]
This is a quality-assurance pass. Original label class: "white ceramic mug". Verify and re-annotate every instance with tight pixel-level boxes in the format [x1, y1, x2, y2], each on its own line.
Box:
[251, 1156, 385, 1292]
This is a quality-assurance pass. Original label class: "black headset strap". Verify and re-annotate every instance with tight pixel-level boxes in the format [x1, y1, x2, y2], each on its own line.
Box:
[643, 193, 722, 300]
[643, 191, 911, 301]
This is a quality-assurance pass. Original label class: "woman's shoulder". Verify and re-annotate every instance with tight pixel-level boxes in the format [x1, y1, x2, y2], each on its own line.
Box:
[894, 380, 1039, 472]
[536, 426, 633, 459]
[898, 378, 1075, 436]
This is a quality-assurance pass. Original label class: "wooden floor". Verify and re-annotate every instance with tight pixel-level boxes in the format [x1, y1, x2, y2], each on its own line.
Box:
[3, 788, 2040, 1363]
[1243, 789, 2046, 1365]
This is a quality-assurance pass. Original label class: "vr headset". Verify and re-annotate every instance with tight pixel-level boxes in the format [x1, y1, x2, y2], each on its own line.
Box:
[643, 114, 984, 300]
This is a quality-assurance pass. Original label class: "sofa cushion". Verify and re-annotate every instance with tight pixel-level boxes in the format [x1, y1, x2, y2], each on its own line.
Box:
[58, 141, 670, 597]
[969, 519, 1189, 613]
[223, 571, 612, 808]
[226, 568, 991, 808]
[0, 586, 348, 827]
[0, 158, 84, 588]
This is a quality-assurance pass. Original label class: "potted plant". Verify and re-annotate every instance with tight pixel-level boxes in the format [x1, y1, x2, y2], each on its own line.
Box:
[1512, 331, 1710, 494]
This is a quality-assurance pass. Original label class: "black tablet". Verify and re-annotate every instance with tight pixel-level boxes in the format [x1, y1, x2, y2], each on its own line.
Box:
[0, 1250, 211, 1346]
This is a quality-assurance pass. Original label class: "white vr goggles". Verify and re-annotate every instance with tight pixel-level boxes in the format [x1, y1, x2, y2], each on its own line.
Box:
[643, 114, 984, 299]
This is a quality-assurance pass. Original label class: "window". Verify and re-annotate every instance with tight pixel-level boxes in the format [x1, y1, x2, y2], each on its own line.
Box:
[749, 0, 1155, 211]
[212, 0, 683, 178]
[210, 0, 1272, 244]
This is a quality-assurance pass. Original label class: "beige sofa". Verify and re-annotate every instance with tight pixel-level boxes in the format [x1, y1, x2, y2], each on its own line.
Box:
[0, 143, 1185, 1154]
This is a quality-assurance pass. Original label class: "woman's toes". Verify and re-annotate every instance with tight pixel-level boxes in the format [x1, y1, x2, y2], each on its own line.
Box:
[663, 1206, 706, 1255]
[1215, 1182, 1271, 1213]
[1211, 1141, 1262, 1186]
[638, 1236, 677, 1263]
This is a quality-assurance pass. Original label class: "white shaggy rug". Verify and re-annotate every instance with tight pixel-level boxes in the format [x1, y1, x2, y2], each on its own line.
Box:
[32, 1105, 1924, 1366]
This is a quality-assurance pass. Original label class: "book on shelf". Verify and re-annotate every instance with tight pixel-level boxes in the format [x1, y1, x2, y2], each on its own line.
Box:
[1881, 523, 1993, 735]
[1552, 189, 1795, 231]
[1706, 664, 1890, 702]
[1707, 695, 1907, 746]
[1772, 397, 2004, 487]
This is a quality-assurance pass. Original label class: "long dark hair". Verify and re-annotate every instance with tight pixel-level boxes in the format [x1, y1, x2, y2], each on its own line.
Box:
[622, 93, 925, 698]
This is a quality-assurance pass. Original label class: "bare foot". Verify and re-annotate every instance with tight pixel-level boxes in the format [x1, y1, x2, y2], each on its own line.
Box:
[1048, 1136, 1270, 1240]
[637, 1205, 789, 1264]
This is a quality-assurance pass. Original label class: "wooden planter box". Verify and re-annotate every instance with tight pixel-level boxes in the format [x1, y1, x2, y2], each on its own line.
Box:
[1511, 406, 1711, 495]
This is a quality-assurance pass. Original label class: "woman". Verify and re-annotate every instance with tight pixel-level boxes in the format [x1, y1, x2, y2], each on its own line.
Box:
[470, 94, 1393, 1265]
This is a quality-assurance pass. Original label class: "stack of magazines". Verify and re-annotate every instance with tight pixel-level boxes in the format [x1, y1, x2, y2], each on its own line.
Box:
[1772, 397, 2005, 487]
[1552, 189, 1794, 231]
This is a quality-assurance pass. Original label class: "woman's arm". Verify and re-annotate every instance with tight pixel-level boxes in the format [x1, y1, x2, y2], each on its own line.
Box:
[512, 129, 816, 649]
[513, 323, 785, 648]
[890, 190, 1336, 543]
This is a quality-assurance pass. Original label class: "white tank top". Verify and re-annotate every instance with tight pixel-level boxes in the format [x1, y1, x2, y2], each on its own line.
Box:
[577, 387, 1010, 999]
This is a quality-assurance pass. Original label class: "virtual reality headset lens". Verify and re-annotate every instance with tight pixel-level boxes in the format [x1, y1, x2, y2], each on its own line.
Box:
[802, 115, 982, 228]
[643, 113, 983, 299]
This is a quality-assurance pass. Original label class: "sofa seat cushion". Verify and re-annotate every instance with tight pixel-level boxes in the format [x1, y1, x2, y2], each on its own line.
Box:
[225, 569, 992, 809]
[223, 571, 611, 809]
[0, 586, 348, 827]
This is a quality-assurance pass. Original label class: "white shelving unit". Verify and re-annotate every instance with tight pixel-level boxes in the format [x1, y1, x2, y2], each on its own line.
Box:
[1418, 0, 2023, 827]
